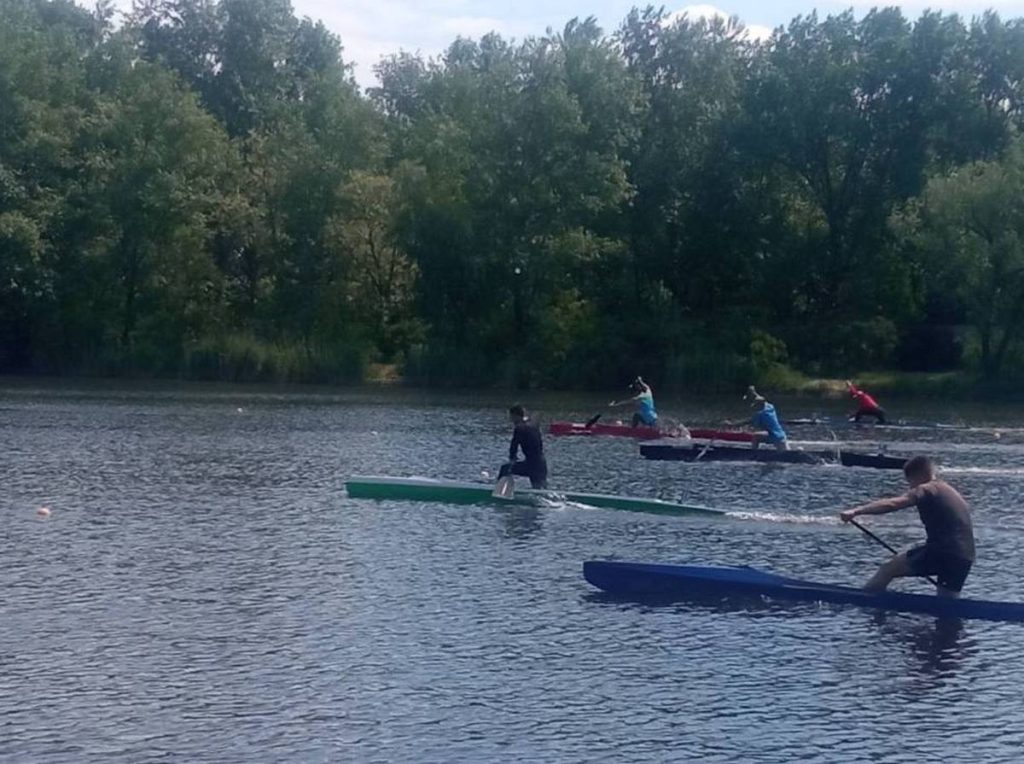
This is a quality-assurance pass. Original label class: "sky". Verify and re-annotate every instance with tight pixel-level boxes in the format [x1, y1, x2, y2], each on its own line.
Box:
[111, 0, 1024, 89]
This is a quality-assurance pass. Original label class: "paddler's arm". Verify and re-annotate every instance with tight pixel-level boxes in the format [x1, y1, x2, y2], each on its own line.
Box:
[609, 393, 641, 407]
[508, 429, 520, 462]
[839, 494, 916, 523]
[845, 382, 859, 417]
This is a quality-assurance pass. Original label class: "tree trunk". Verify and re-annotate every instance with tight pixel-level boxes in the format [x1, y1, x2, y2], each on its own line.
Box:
[121, 240, 139, 355]
[990, 291, 1024, 378]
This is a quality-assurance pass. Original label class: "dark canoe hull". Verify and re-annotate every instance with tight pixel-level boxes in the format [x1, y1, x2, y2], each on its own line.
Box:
[345, 476, 724, 517]
[784, 417, 969, 431]
[549, 421, 754, 442]
[837, 451, 909, 469]
[638, 439, 907, 470]
[583, 561, 1024, 623]
[688, 429, 755, 443]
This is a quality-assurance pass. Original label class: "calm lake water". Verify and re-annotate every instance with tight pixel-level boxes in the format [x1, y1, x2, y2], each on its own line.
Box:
[3, 382, 1024, 762]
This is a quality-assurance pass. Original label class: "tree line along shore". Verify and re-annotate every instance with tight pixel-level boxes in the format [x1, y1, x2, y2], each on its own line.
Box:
[2, 1, 1024, 394]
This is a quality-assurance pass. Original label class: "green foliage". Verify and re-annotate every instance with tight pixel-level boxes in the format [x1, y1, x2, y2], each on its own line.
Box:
[3, 1, 1024, 390]
[184, 334, 365, 383]
[892, 139, 1024, 379]
[750, 330, 791, 387]
[336, 170, 424, 359]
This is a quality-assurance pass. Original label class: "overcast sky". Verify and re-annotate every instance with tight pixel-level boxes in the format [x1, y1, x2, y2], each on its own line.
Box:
[110, 1, 1024, 89]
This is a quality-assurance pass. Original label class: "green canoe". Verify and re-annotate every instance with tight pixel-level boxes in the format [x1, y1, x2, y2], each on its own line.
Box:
[345, 475, 724, 517]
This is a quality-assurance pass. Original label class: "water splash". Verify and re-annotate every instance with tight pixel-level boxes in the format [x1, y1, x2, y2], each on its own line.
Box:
[942, 466, 1024, 477]
[726, 511, 840, 525]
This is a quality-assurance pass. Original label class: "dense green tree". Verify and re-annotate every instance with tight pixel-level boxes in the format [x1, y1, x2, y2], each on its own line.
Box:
[73, 59, 236, 368]
[742, 11, 920, 320]
[736, 9, 1023, 370]
[376, 22, 637, 385]
[0, 0, 111, 369]
[619, 8, 762, 370]
[336, 169, 421, 358]
[893, 141, 1024, 379]
[3, 1, 1024, 387]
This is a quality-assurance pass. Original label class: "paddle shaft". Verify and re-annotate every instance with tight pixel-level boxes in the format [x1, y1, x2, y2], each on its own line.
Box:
[849, 518, 939, 588]
[849, 518, 898, 554]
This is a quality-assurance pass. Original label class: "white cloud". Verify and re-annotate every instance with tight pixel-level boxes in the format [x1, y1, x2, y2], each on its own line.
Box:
[440, 15, 510, 38]
[667, 4, 774, 41]
[108, 0, 528, 89]
[823, 0, 1023, 16]
[295, 1, 530, 88]
[102, 0, 1024, 91]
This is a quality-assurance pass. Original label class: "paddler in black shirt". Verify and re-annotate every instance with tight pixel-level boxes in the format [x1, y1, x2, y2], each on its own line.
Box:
[498, 404, 548, 489]
[840, 455, 975, 597]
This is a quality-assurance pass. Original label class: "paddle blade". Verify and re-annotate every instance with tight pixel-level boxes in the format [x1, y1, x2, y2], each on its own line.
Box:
[585, 413, 602, 428]
[492, 475, 516, 499]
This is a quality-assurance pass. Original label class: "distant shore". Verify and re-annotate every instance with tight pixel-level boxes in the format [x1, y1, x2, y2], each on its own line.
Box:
[1, 366, 1020, 403]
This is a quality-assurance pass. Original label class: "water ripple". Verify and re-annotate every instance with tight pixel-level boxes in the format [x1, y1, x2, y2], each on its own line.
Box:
[3, 387, 1024, 762]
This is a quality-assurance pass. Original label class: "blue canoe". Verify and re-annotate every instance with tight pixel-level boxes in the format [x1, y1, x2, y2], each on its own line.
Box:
[583, 561, 1024, 623]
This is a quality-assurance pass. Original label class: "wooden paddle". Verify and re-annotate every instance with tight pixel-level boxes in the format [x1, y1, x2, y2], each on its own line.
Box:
[849, 518, 938, 587]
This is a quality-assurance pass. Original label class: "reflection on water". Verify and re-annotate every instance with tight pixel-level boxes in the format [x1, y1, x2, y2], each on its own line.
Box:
[878, 614, 974, 682]
[3, 384, 1024, 762]
[498, 506, 544, 539]
[588, 591, 980, 697]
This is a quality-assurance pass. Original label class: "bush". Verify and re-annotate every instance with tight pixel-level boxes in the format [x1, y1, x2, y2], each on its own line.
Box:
[750, 330, 787, 368]
[785, 317, 899, 373]
[402, 342, 495, 387]
[664, 349, 751, 393]
[184, 335, 367, 383]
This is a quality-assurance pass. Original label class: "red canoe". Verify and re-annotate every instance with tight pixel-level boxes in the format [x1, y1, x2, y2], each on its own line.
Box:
[548, 421, 754, 443]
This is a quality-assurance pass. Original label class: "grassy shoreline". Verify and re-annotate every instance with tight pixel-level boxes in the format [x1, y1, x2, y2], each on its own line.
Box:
[0, 366, 1020, 402]
[767, 370, 1024, 401]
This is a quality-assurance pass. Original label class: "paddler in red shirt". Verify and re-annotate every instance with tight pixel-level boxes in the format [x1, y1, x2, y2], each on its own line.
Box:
[846, 380, 886, 424]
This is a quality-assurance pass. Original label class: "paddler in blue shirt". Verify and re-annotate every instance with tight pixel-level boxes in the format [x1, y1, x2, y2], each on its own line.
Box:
[745, 386, 789, 450]
[609, 377, 658, 428]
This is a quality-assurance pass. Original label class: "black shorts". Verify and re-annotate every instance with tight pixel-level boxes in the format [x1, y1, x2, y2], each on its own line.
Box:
[906, 545, 972, 592]
[854, 407, 886, 424]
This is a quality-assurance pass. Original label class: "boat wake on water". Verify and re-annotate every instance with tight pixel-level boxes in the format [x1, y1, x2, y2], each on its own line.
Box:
[724, 511, 839, 525]
[510, 498, 838, 524]
[530, 494, 594, 511]
[941, 466, 1024, 477]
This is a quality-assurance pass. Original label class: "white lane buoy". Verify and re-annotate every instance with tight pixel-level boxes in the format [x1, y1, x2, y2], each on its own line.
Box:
[481, 470, 491, 480]
[37, 506, 51, 518]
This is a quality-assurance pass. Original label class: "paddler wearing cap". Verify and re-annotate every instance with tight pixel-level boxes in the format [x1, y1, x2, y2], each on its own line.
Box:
[609, 377, 658, 428]
[744, 386, 789, 450]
